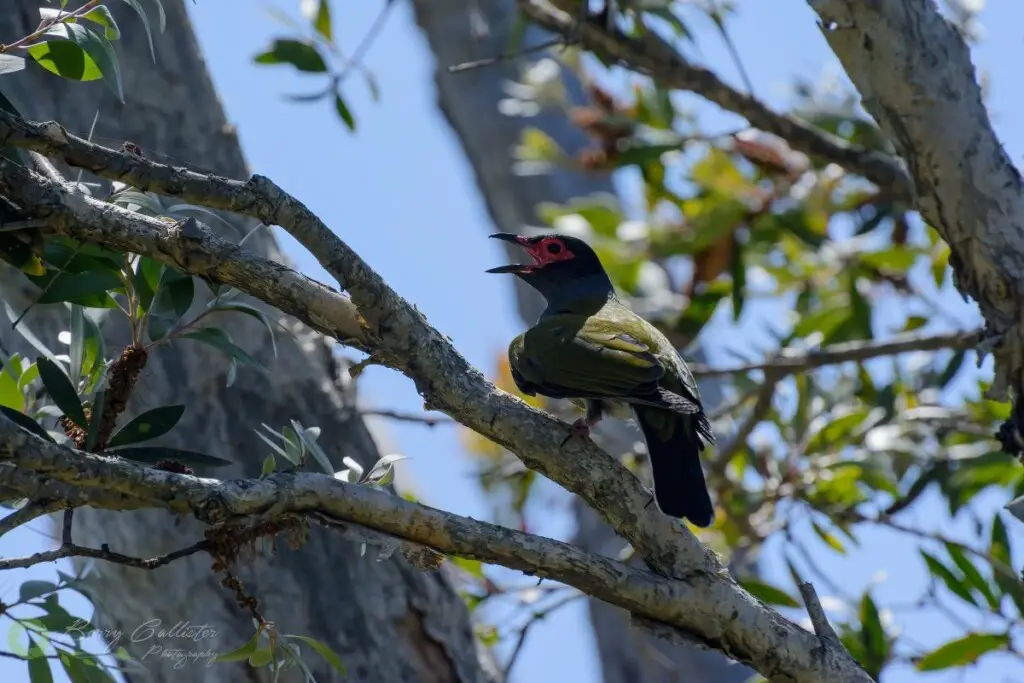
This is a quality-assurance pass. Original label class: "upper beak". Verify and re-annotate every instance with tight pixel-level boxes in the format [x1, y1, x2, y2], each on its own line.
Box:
[486, 233, 530, 274]
[488, 232, 528, 245]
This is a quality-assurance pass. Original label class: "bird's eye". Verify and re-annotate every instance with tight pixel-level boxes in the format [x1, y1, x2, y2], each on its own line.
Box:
[546, 242, 563, 255]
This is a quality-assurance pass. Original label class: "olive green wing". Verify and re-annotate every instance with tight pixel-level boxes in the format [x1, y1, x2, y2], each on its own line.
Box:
[509, 317, 702, 415]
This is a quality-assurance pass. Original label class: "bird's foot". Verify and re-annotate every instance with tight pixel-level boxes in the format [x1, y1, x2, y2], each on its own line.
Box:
[560, 417, 594, 447]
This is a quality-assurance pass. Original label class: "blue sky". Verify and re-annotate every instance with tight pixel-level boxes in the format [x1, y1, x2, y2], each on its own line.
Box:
[2, 1, 1023, 682]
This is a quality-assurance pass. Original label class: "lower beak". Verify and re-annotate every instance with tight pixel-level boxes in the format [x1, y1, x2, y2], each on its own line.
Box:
[485, 264, 529, 274]
[487, 233, 531, 274]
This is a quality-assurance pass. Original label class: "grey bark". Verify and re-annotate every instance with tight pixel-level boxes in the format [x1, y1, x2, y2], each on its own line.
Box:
[410, 1, 751, 681]
[0, 3, 493, 682]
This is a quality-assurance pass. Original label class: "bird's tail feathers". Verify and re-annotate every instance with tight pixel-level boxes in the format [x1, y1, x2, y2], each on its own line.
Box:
[636, 408, 714, 528]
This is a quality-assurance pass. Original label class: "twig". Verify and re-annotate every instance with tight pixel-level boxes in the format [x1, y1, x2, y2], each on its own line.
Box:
[337, 1, 395, 83]
[0, 539, 209, 571]
[360, 408, 453, 427]
[798, 581, 843, 649]
[0, 0, 103, 54]
[691, 330, 979, 379]
[449, 38, 566, 73]
[711, 370, 778, 474]
[502, 592, 584, 678]
[515, 0, 913, 200]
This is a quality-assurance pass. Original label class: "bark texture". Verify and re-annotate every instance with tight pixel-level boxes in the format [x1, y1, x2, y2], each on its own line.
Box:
[0, 3, 492, 682]
[409, 1, 751, 681]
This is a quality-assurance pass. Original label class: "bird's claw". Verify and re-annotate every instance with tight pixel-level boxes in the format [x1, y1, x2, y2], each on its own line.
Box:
[560, 418, 593, 447]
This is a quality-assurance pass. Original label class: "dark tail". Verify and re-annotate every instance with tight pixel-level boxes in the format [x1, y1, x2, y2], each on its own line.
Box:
[635, 407, 714, 527]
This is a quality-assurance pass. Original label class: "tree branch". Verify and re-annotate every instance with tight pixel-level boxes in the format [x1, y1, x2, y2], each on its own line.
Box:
[513, 0, 912, 200]
[0, 538, 209, 571]
[691, 330, 979, 379]
[0, 415, 873, 683]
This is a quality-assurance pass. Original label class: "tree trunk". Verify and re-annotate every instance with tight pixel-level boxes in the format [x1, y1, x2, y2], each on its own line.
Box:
[0, 3, 494, 682]
[410, 2, 752, 681]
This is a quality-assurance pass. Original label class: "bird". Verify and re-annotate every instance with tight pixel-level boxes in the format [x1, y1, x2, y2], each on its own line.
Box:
[486, 232, 716, 527]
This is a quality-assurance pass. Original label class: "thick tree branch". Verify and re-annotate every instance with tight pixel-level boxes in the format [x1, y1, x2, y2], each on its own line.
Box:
[512, 0, 912, 200]
[0, 416, 872, 683]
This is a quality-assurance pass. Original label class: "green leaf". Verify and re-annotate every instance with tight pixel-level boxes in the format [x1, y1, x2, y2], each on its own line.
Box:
[939, 349, 966, 389]
[106, 404, 185, 448]
[118, 0, 158, 62]
[20, 580, 58, 603]
[26, 636, 53, 683]
[847, 273, 873, 340]
[0, 406, 55, 442]
[36, 357, 87, 428]
[335, 93, 355, 131]
[180, 328, 266, 373]
[131, 256, 163, 313]
[944, 542, 999, 610]
[292, 421, 332, 473]
[28, 38, 98, 82]
[33, 270, 123, 306]
[69, 305, 85, 388]
[36, 600, 84, 633]
[147, 269, 195, 341]
[4, 303, 53, 364]
[916, 632, 1009, 671]
[990, 514, 1024, 614]
[210, 302, 277, 358]
[283, 635, 346, 676]
[247, 647, 273, 667]
[254, 39, 327, 72]
[81, 6, 120, 40]
[313, 0, 332, 41]
[858, 592, 888, 676]
[811, 520, 846, 554]
[106, 445, 232, 468]
[0, 366, 23, 411]
[0, 54, 26, 75]
[737, 578, 800, 608]
[214, 632, 260, 663]
[85, 389, 105, 452]
[903, 315, 928, 332]
[156, 269, 195, 318]
[260, 453, 276, 478]
[921, 550, 976, 606]
[255, 428, 298, 466]
[30, 24, 123, 102]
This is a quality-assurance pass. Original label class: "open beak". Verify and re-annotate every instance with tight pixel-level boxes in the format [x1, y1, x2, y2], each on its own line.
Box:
[486, 233, 534, 274]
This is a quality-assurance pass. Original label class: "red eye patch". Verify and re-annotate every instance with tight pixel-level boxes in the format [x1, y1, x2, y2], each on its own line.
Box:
[526, 237, 575, 267]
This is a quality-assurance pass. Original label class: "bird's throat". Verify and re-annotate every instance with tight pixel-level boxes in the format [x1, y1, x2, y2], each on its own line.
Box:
[538, 274, 615, 318]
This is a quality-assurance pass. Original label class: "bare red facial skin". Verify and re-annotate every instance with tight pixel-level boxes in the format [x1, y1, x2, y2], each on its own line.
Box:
[524, 236, 575, 268]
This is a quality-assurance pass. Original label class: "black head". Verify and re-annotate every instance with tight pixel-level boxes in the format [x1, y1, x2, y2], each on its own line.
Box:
[486, 233, 613, 306]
